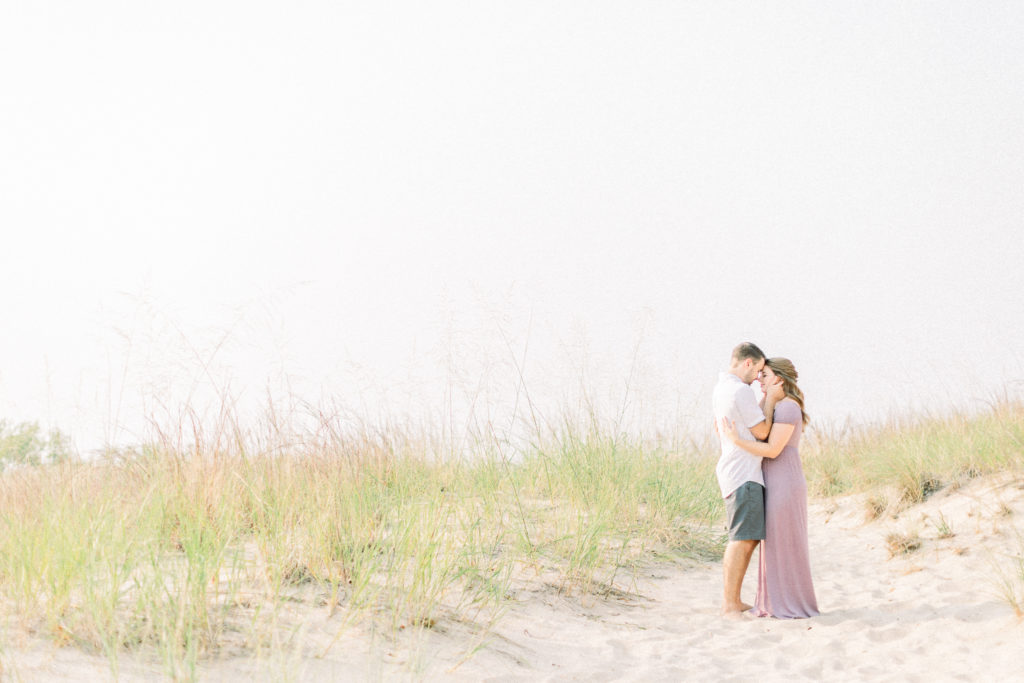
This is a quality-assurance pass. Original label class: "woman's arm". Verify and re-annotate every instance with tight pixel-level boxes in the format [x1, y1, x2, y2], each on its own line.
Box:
[750, 379, 785, 441]
[719, 416, 796, 459]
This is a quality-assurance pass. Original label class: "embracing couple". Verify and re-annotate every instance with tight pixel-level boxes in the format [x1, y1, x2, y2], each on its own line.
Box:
[713, 342, 819, 619]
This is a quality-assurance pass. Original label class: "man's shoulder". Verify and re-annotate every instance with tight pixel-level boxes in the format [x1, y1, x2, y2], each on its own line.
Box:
[713, 375, 750, 417]
[713, 373, 744, 396]
[714, 372, 739, 388]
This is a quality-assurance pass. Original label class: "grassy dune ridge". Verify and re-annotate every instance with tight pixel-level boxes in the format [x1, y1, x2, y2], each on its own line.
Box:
[0, 414, 724, 679]
[804, 398, 1024, 503]
[0, 398, 1021, 679]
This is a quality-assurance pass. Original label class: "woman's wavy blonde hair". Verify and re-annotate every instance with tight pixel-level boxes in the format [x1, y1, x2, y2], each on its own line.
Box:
[766, 357, 809, 425]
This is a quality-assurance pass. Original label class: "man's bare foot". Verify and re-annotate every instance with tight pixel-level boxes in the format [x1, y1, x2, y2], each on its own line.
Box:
[721, 609, 752, 620]
[720, 601, 753, 618]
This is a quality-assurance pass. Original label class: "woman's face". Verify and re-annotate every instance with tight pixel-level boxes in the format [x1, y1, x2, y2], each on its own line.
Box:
[758, 366, 779, 394]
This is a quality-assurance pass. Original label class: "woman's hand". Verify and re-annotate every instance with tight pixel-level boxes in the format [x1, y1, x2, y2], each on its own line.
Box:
[718, 417, 741, 444]
[766, 379, 785, 402]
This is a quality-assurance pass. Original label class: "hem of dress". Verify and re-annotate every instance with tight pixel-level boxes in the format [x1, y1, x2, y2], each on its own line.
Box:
[752, 608, 820, 619]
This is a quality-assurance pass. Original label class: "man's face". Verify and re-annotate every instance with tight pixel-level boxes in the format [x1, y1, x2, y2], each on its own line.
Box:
[742, 358, 764, 385]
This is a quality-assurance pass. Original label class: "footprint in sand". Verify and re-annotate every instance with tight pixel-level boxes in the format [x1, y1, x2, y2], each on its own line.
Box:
[866, 625, 907, 643]
[822, 638, 849, 657]
[800, 662, 824, 678]
[856, 664, 889, 678]
[605, 639, 630, 659]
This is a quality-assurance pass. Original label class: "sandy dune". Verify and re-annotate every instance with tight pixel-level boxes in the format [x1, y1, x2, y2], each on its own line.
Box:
[443, 473, 1024, 683]
[6, 474, 1024, 681]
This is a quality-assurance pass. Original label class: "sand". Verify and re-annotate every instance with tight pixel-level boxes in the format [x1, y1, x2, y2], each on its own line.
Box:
[5, 474, 1023, 681]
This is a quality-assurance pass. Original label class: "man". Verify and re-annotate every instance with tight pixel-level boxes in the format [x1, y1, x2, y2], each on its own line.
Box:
[712, 342, 783, 616]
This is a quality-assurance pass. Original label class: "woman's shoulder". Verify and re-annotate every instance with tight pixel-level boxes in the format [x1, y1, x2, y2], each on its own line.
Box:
[774, 398, 803, 422]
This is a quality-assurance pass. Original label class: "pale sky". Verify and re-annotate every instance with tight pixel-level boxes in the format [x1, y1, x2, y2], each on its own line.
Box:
[2, 2, 1022, 452]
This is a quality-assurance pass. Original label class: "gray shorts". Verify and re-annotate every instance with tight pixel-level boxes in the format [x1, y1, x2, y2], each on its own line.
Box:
[725, 481, 765, 541]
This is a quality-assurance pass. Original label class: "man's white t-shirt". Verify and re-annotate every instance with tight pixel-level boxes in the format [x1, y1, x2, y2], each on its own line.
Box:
[713, 371, 766, 498]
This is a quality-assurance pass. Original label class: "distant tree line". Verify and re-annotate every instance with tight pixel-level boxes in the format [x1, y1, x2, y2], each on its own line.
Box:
[0, 420, 72, 469]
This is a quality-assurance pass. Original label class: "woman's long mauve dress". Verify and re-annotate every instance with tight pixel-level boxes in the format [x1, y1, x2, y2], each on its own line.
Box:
[753, 399, 819, 619]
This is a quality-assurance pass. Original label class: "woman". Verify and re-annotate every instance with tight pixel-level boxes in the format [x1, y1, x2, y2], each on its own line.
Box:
[720, 357, 819, 619]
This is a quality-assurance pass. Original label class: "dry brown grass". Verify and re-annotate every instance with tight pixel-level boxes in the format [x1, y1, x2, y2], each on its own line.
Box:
[885, 531, 922, 558]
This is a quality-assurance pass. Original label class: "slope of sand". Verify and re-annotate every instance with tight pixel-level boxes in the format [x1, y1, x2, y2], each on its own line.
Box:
[6, 474, 1023, 681]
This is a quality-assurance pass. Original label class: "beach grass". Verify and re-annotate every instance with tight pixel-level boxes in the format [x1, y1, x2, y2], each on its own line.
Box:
[0, 396, 1022, 677]
[999, 535, 1024, 618]
[803, 397, 1024, 504]
[0, 414, 723, 680]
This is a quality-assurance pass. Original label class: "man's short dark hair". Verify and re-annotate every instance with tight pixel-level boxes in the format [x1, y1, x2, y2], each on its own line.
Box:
[732, 342, 765, 363]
